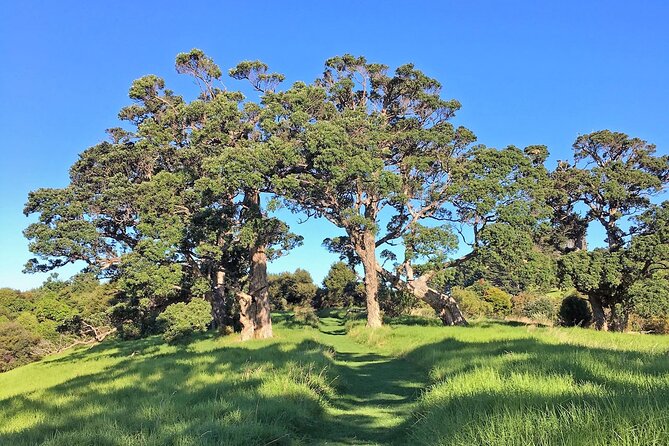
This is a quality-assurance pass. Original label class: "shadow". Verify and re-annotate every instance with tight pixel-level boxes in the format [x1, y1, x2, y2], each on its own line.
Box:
[0, 337, 338, 446]
[3, 314, 669, 445]
[390, 331, 669, 444]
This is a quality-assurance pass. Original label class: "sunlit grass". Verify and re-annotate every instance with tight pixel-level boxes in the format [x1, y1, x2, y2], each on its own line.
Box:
[2, 313, 669, 445]
[349, 320, 669, 445]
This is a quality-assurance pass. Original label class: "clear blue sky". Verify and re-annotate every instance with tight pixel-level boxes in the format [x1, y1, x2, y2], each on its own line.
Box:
[1, 1, 668, 290]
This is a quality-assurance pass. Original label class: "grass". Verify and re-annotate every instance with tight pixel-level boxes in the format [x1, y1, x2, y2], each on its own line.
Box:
[1, 312, 669, 445]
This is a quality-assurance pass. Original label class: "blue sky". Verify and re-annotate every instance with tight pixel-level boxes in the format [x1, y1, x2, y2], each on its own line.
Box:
[1, 0, 668, 290]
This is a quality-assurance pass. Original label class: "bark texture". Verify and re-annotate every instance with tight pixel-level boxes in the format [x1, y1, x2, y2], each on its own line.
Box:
[250, 245, 273, 339]
[356, 230, 383, 328]
[377, 266, 468, 326]
[588, 295, 609, 331]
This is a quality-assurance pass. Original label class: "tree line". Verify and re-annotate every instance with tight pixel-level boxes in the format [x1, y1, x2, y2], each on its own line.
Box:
[21, 50, 669, 342]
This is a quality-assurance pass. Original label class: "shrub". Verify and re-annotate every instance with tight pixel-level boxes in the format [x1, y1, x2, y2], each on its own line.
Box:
[0, 322, 42, 372]
[157, 299, 213, 343]
[637, 316, 669, 334]
[455, 283, 512, 318]
[378, 282, 419, 317]
[513, 292, 557, 320]
[558, 294, 592, 327]
[523, 296, 557, 320]
[108, 297, 157, 339]
[452, 286, 493, 317]
[293, 306, 320, 328]
[483, 286, 513, 316]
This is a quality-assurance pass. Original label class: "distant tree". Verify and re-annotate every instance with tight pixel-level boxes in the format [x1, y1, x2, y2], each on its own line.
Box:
[24, 50, 299, 340]
[555, 131, 669, 330]
[319, 262, 363, 308]
[268, 269, 318, 309]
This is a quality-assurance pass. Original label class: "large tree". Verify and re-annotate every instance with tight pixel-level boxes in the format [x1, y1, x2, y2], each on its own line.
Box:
[24, 50, 296, 340]
[261, 55, 548, 327]
[554, 130, 669, 330]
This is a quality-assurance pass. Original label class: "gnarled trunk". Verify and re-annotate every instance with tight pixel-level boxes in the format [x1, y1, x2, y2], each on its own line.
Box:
[250, 244, 273, 339]
[356, 230, 383, 328]
[588, 295, 609, 331]
[237, 291, 256, 341]
[377, 266, 467, 326]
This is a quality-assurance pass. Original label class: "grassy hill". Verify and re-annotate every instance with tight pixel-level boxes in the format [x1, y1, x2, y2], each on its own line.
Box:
[1, 312, 669, 445]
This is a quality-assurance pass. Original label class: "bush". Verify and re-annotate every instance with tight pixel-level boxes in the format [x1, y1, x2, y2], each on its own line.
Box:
[523, 296, 557, 320]
[454, 282, 512, 318]
[378, 282, 419, 317]
[513, 292, 557, 320]
[0, 322, 42, 372]
[558, 294, 592, 327]
[157, 299, 213, 343]
[452, 286, 493, 317]
[292, 306, 320, 328]
[634, 316, 669, 334]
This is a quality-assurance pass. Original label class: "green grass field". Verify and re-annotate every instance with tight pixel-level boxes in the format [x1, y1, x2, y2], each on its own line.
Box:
[1, 312, 669, 445]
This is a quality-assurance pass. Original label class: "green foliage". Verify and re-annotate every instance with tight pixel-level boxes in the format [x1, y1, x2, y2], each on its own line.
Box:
[452, 283, 513, 318]
[0, 322, 42, 372]
[378, 281, 419, 317]
[451, 286, 493, 317]
[292, 306, 320, 328]
[559, 294, 593, 327]
[455, 223, 558, 294]
[512, 291, 558, 321]
[156, 299, 213, 343]
[268, 269, 318, 310]
[33, 296, 75, 324]
[319, 262, 363, 308]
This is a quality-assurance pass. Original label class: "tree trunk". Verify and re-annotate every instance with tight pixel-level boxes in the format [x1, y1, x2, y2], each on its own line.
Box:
[608, 305, 628, 332]
[237, 291, 256, 341]
[250, 244, 273, 339]
[377, 266, 467, 326]
[588, 295, 609, 331]
[356, 230, 383, 328]
[210, 269, 231, 329]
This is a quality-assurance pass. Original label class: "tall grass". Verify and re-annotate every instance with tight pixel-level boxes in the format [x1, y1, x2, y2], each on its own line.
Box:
[2, 314, 669, 445]
[349, 320, 669, 445]
[0, 325, 334, 446]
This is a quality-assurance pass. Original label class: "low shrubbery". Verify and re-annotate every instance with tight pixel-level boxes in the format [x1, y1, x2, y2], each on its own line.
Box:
[0, 322, 43, 372]
[292, 306, 320, 328]
[156, 299, 213, 343]
[451, 282, 512, 318]
[0, 275, 115, 372]
[511, 291, 558, 322]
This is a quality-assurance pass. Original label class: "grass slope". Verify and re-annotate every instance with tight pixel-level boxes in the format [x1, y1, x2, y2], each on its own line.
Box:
[1, 313, 669, 445]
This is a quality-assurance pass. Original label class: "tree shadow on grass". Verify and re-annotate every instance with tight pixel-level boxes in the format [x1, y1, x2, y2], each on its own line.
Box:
[3, 318, 669, 446]
[0, 338, 339, 446]
[392, 333, 669, 444]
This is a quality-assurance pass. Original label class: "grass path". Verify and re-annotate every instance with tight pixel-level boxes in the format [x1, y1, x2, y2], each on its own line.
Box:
[311, 315, 426, 445]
